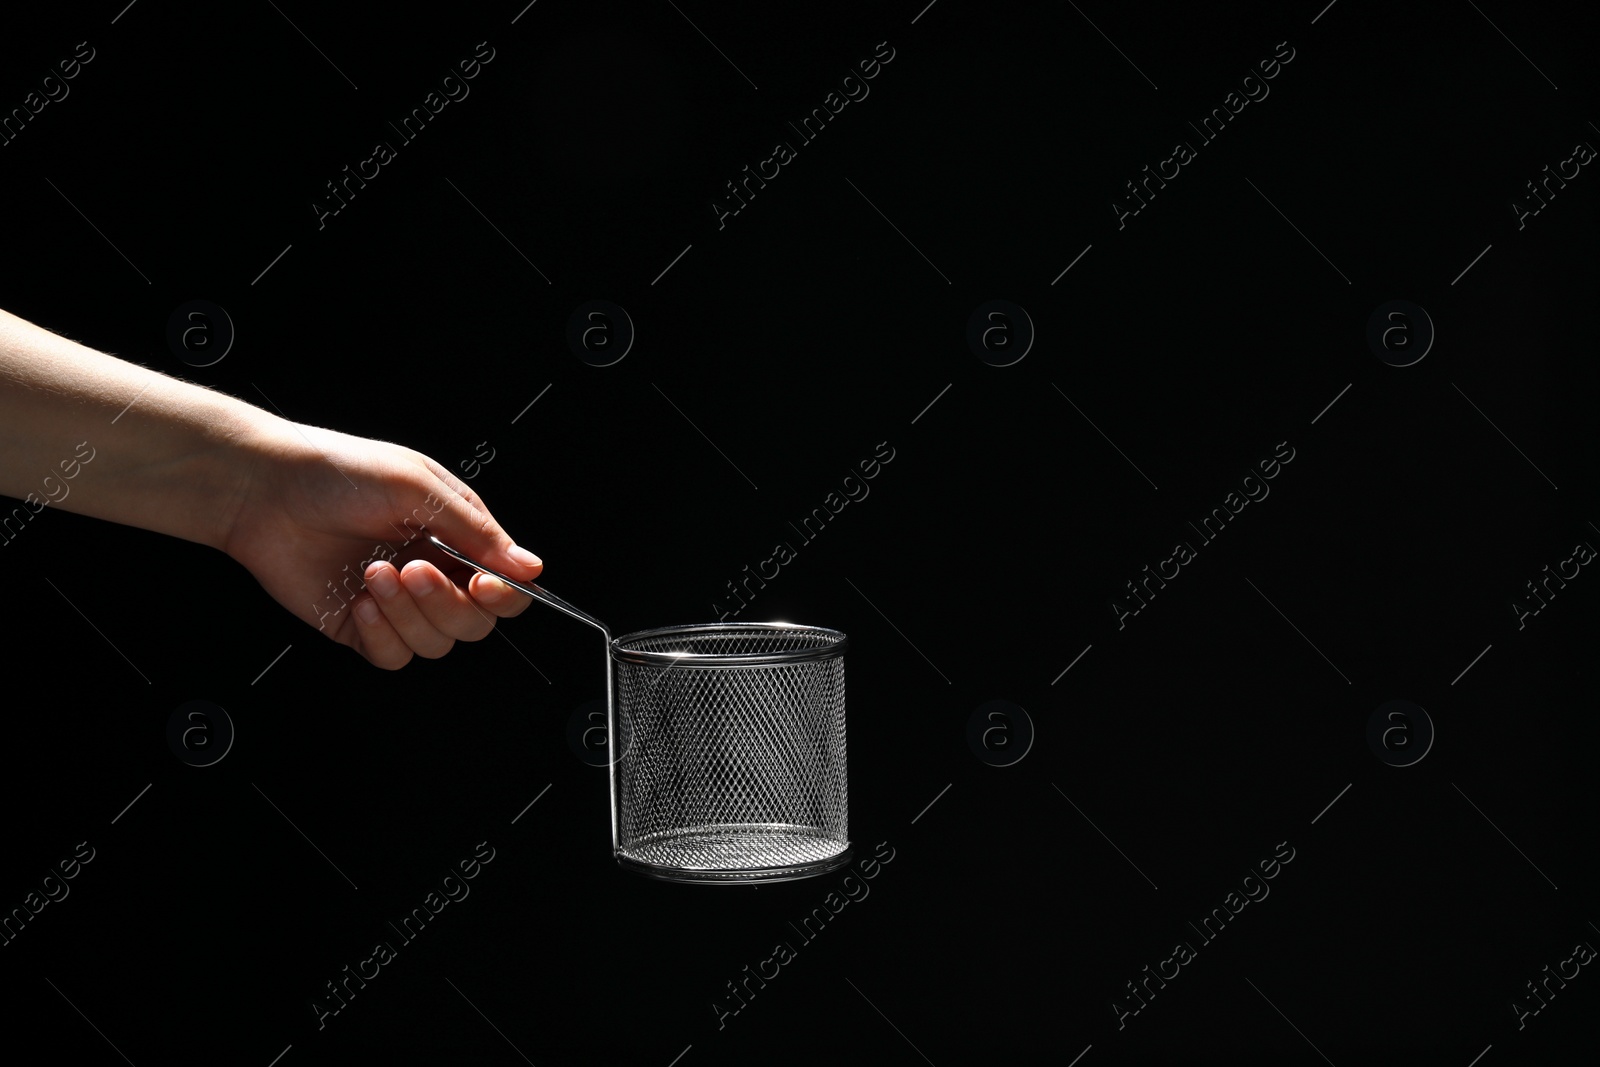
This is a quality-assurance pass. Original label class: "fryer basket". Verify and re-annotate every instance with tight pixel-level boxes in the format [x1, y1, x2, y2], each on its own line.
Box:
[609, 623, 850, 882]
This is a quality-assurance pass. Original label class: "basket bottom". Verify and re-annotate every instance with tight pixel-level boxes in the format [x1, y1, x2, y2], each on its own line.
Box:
[617, 824, 851, 884]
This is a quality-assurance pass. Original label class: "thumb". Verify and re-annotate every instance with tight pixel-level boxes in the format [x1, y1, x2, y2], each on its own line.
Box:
[421, 487, 542, 581]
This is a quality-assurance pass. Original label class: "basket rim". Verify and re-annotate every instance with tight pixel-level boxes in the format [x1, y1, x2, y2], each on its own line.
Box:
[610, 621, 848, 667]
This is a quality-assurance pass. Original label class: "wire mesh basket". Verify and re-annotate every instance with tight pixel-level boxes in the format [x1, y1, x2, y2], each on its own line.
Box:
[610, 624, 850, 883]
[428, 537, 851, 884]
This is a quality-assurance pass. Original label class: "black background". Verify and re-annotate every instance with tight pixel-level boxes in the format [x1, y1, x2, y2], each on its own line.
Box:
[1, 2, 1596, 1064]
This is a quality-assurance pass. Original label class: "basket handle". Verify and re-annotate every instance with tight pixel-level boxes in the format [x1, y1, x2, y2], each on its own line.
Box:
[427, 535, 612, 642]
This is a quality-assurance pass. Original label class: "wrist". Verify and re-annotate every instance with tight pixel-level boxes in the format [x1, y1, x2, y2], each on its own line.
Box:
[0, 307, 293, 553]
[99, 384, 289, 554]
[194, 395, 293, 554]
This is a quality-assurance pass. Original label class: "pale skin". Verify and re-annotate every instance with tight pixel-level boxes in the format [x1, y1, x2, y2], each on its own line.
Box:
[0, 306, 540, 669]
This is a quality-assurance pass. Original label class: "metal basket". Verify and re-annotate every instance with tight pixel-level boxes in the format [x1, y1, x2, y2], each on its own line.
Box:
[427, 537, 851, 884]
[610, 623, 850, 883]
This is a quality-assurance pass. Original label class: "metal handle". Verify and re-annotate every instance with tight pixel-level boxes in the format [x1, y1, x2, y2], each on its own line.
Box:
[427, 535, 612, 642]
[432, 534, 625, 854]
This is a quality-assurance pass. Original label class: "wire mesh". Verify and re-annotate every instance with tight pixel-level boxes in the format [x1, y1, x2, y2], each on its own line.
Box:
[611, 625, 848, 880]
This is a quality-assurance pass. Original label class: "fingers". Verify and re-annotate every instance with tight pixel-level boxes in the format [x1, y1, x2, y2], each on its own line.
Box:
[370, 561, 471, 657]
[350, 593, 414, 671]
[350, 563, 445, 668]
[467, 572, 533, 618]
[353, 560, 529, 668]
[337, 451, 540, 670]
[415, 466, 543, 585]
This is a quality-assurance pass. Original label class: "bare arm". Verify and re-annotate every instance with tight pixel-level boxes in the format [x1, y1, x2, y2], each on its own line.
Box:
[0, 306, 541, 669]
[0, 306, 265, 549]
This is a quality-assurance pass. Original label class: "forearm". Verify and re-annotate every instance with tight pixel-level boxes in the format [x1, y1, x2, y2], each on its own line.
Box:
[0, 306, 278, 551]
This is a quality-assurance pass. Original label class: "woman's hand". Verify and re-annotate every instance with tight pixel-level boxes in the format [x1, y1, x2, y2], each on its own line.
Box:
[0, 305, 535, 669]
[220, 416, 541, 670]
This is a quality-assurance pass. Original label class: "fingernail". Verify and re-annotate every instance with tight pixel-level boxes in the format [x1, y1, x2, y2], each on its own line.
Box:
[481, 576, 509, 600]
[508, 545, 542, 569]
[356, 599, 381, 624]
[368, 567, 400, 599]
[407, 565, 438, 596]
